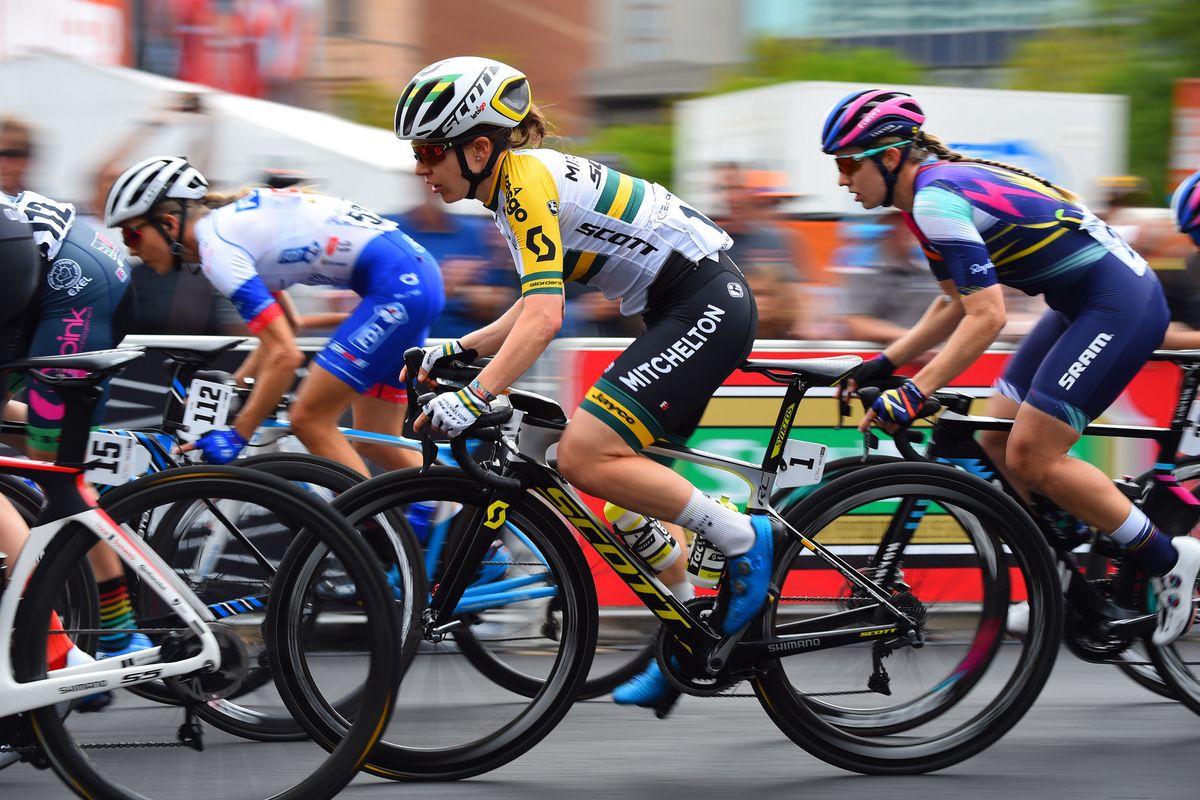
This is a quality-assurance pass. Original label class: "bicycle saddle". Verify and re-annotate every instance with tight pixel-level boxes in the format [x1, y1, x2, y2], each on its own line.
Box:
[0, 347, 144, 377]
[740, 355, 863, 385]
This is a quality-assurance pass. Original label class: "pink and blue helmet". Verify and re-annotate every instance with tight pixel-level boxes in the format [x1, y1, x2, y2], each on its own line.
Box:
[1171, 169, 1200, 247]
[820, 90, 926, 154]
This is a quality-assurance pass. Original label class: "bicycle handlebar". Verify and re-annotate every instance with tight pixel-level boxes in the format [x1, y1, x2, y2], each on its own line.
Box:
[403, 347, 525, 492]
[855, 386, 940, 462]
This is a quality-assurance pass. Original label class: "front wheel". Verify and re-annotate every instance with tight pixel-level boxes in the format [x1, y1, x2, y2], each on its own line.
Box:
[318, 467, 598, 781]
[755, 461, 1062, 774]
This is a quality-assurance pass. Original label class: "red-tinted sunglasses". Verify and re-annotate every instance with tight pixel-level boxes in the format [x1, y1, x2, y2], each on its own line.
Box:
[412, 141, 457, 166]
[120, 219, 154, 248]
[833, 140, 912, 176]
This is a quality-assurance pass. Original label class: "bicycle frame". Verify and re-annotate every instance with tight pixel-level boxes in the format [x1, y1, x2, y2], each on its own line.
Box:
[859, 354, 1200, 636]
[0, 456, 221, 718]
[425, 366, 924, 674]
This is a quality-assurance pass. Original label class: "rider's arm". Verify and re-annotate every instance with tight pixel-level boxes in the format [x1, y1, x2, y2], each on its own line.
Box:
[461, 152, 566, 396]
[896, 185, 1006, 393]
[471, 294, 563, 394]
[908, 282, 1006, 396]
[227, 314, 304, 440]
[459, 297, 528, 357]
[878, 292, 962, 366]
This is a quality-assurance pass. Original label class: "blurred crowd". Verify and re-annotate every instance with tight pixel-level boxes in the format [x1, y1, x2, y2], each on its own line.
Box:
[5, 95, 1200, 349]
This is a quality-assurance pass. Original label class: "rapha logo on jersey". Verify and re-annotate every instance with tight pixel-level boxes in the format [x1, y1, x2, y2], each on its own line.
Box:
[47, 259, 93, 296]
[619, 304, 726, 392]
[969, 262, 994, 274]
[349, 303, 410, 354]
[547, 200, 559, 216]
[279, 242, 320, 264]
[727, 282, 744, 298]
[1058, 332, 1114, 390]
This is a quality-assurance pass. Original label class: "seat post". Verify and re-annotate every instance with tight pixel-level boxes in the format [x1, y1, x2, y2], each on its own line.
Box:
[51, 380, 106, 467]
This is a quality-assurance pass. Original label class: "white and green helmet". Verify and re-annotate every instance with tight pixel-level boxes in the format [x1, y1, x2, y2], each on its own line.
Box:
[395, 56, 531, 142]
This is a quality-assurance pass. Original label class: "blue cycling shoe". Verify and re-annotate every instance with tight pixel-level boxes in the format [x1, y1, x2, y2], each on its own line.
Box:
[613, 659, 682, 718]
[613, 660, 670, 706]
[76, 633, 154, 713]
[96, 632, 153, 661]
[722, 515, 774, 636]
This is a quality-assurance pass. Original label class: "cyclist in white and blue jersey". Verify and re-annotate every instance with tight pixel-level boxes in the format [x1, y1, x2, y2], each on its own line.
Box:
[104, 156, 445, 476]
[825, 89, 1200, 646]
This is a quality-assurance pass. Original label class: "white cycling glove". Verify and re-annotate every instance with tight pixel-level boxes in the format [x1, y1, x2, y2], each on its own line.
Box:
[416, 340, 465, 381]
[423, 387, 489, 438]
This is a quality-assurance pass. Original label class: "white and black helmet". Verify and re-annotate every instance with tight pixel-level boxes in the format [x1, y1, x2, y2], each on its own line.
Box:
[104, 155, 209, 227]
[395, 56, 531, 142]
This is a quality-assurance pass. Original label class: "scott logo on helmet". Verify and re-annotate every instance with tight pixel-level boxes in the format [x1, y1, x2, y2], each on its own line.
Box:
[436, 66, 498, 138]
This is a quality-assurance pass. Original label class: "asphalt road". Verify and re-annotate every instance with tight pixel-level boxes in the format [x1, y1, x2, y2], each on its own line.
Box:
[3, 648, 1198, 800]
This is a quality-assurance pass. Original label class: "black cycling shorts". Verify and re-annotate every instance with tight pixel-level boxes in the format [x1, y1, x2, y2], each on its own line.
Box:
[0, 206, 40, 363]
[579, 250, 757, 451]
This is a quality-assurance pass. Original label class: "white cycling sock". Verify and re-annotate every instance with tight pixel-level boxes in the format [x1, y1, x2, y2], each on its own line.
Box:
[673, 489, 755, 556]
[668, 579, 695, 602]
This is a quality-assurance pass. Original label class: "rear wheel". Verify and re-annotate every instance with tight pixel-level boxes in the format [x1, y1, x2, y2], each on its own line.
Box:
[756, 462, 1062, 774]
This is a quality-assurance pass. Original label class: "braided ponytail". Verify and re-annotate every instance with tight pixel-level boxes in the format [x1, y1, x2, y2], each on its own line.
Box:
[914, 131, 1081, 204]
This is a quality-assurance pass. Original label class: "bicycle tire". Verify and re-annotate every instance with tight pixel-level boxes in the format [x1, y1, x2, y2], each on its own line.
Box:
[14, 466, 406, 800]
[129, 452, 371, 742]
[0, 473, 45, 523]
[296, 466, 596, 781]
[780, 453, 1178, 702]
[754, 461, 1062, 774]
[1143, 456, 1200, 713]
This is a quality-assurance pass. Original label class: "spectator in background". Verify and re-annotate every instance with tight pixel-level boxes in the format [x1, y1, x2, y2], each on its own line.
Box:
[834, 212, 940, 344]
[713, 163, 807, 337]
[561, 283, 644, 338]
[87, 93, 225, 335]
[0, 116, 36, 195]
[387, 175, 515, 339]
[1101, 174, 1200, 349]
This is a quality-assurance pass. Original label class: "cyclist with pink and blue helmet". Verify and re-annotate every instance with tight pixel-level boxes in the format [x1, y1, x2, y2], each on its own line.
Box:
[1172, 169, 1200, 249]
[826, 88, 1200, 645]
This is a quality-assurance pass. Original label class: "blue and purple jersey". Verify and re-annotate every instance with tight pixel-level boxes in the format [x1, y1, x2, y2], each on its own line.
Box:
[902, 161, 1147, 304]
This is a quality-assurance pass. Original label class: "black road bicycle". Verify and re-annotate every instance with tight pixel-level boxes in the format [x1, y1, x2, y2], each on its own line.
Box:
[297, 348, 1063, 779]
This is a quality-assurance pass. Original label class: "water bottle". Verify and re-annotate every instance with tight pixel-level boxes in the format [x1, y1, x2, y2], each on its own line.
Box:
[685, 495, 739, 589]
[604, 503, 681, 573]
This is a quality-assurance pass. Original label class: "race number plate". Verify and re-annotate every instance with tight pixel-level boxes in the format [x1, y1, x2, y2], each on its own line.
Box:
[180, 379, 233, 442]
[775, 439, 827, 489]
[84, 431, 137, 486]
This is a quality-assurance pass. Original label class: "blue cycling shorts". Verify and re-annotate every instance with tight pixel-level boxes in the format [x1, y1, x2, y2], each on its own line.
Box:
[314, 230, 445, 401]
[995, 253, 1168, 432]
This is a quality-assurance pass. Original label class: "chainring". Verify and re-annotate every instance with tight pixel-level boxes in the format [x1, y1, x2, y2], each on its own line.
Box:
[654, 597, 743, 697]
[163, 622, 250, 701]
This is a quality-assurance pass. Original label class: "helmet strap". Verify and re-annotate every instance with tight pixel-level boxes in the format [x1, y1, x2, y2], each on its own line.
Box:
[454, 140, 505, 201]
[149, 203, 191, 272]
[872, 144, 912, 208]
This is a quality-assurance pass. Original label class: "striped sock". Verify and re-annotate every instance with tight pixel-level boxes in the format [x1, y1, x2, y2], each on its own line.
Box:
[1107, 506, 1178, 576]
[97, 577, 135, 653]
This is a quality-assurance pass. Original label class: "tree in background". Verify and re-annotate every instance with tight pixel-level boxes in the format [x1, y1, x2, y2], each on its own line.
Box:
[573, 40, 925, 191]
[1005, 0, 1200, 203]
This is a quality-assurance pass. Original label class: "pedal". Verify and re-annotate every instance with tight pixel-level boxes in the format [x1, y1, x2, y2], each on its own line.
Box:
[652, 687, 683, 720]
